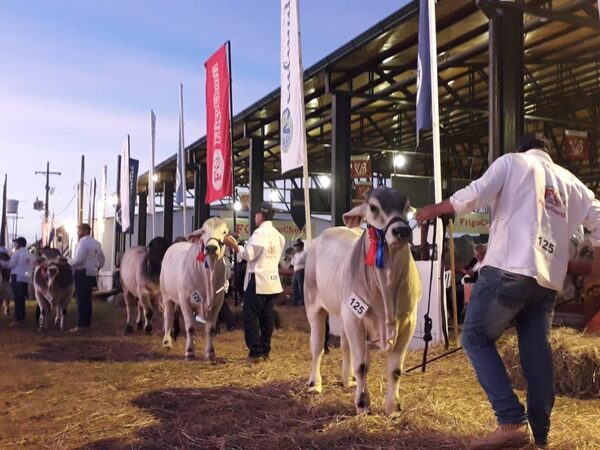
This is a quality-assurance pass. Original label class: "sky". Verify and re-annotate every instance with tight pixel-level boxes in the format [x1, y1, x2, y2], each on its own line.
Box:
[0, 0, 406, 244]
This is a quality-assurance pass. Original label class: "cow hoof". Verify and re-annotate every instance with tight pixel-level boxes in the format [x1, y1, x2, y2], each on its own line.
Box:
[136, 321, 143, 330]
[307, 383, 323, 394]
[144, 324, 153, 335]
[125, 325, 134, 335]
[185, 354, 196, 361]
[162, 340, 172, 349]
[385, 401, 402, 416]
[342, 380, 357, 389]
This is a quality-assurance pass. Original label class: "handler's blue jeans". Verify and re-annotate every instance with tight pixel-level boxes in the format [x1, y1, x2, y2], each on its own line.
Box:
[461, 266, 556, 445]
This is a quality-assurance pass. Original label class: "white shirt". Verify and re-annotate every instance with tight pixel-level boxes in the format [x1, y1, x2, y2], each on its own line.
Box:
[71, 235, 105, 276]
[0, 247, 34, 283]
[450, 149, 600, 292]
[238, 221, 285, 294]
[291, 250, 307, 272]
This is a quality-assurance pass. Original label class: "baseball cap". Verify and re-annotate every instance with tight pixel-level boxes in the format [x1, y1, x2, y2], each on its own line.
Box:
[13, 237, 27, 247]
[293, 238, 304, 248]
[517, 133, 549, 152]
[255, 202, 275, 220]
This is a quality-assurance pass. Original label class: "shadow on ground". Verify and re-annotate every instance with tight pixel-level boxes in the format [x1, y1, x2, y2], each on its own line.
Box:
[80, 382, 467, 450]
[16, 339, 177, 363]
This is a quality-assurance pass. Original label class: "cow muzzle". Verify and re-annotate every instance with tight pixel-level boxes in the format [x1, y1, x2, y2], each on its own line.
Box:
[383, 216, 413, 244]
[204, 237, 224, 259]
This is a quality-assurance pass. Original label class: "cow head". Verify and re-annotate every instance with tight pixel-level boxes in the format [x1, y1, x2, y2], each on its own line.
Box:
[46, 258, 72, 289]
[187, 217, 230, 261]
[343, 187, 413, 249]
[147, 237, 171, 271]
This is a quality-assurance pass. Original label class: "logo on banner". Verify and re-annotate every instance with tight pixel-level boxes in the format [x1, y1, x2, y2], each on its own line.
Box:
[212, 148, 224, 190]
[281, 108, 293, 153]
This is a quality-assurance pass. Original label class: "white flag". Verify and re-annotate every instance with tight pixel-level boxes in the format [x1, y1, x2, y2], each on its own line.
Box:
[280, 0, 307, 174]
[120, 137, 131, 232]
[149, 111, 156, 216]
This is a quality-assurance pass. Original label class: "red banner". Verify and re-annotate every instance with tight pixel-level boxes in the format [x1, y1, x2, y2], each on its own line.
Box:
[564, 129, 589, 162]
[351, 154, 372, 179]
[205, 44, 232, 203]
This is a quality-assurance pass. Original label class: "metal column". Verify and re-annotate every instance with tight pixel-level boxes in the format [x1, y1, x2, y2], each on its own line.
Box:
[137, 192, 147, 245]
[163, 180, 174, 243]
[483, 1, 524, 163]
[193, 163, 210, 230]
[331, 94, 352, 226]
[249, 138, 264, 232]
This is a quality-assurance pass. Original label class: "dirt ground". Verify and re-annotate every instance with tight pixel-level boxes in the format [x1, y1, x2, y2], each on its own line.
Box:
[0, 299, 598, 450]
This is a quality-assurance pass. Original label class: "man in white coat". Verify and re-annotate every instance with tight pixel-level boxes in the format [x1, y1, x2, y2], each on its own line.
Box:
[70, 223, 105, 332]
[417, 134, 600, 450]
[228, 202, 285, 359]
[0, 237, 33, 323]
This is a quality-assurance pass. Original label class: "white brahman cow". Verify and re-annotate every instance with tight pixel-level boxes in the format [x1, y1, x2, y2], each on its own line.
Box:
[34, 256, 74, 330]
[160, 217, 233, 360]
[304, 187, 422, 415]
[120, 236, 170, 335]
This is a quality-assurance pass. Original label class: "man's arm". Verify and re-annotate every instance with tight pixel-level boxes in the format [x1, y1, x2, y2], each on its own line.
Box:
[97, 246, 106, 270]
[70, 243, 86, 269]
[415, 199, 455, 224]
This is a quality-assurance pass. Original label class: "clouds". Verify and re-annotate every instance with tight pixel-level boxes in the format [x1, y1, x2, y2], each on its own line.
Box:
[0, 0, 405, 241]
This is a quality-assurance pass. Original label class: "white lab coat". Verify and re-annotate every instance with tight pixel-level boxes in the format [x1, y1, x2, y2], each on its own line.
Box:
[71, 236, 105, 276]
[0, 247, 33, 283]
[450, 149, 600, 291]
[238, 221, 285, 294]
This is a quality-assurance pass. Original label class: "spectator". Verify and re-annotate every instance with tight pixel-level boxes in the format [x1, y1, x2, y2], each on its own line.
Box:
[290, 239, 307, 306]
[0, 237, 33, 324]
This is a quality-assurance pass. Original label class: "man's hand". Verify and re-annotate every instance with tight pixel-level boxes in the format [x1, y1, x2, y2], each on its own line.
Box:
[224, 235, 239, 252]
[415, 199, 456, 225]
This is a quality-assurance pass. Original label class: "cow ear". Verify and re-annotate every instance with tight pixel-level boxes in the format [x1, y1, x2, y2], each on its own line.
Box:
[343, 203, 367, 228]
[187, 228, 204, 244]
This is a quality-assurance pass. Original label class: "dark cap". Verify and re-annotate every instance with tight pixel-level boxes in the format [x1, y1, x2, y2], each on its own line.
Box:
[13, 237, 27, 247]
[255, 201, 275, 220]
[293, 238, 304, 248]
[77, 223, 91, 234]
[517, 133, 549, 153]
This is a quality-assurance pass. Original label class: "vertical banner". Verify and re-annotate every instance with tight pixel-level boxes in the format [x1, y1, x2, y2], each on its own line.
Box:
[204, 44, 233, 203]
[564, 129, 590, 162]
[0, 174, 7, 247]
[351, 154, 372, 179]
[280, 0, 306, 174]
[416, 0, 432, 140]
[149, 111, 156, 219]
[102, 165, 108, 223]
[128, 159, 139, 235]
[120, 137, 131, 233]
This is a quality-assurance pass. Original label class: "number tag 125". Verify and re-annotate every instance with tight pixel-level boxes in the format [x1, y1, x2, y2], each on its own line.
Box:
[346, 293, 369, 319]
[535, 234, 556, 257]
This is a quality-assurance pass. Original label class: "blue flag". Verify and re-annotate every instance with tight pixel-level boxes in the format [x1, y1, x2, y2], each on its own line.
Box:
[416, 0, 432, 139]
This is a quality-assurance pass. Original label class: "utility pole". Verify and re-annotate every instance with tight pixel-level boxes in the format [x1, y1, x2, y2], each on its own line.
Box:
[78, 155, 85, 224]
[35, 161, 61, 221]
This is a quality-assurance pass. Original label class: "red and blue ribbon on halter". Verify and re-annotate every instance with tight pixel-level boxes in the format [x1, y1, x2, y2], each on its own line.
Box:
[365, 226, 386, 269]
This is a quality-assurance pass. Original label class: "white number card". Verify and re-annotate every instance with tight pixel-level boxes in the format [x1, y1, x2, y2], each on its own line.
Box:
[191, 291, 204, 304]
[535, 233, 556, 258]
[346, 293, 369, 319]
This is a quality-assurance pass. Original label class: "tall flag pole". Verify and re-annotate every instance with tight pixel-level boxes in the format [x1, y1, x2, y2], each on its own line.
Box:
[176, 84, 188, 236]
[204, 44, 233, 205]
[0, 174, 7, 248]
[120, 136, 131, 234]
[226, 41, 237, 236]
[281, 0, 312, 244]
[417, 0, 445, 366]
[149, 110, 157, 239]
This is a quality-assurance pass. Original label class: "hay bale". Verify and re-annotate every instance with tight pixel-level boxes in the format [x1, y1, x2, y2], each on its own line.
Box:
[500, 328, 600, 399]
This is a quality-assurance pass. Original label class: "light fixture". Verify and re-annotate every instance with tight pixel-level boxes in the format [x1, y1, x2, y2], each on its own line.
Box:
[233, 201, 242, 211]
[318, 175, 331, 189]
[152, 174, 159, 183]
[393, 154, 407, 168]
[269, 189, 280, 202]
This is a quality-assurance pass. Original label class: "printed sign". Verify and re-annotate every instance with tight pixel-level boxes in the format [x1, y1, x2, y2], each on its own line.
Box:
[454, 212, 490, 234]
[351, 154, 372, 179]
[564, 129, 589, 162]
[346, 293, 369, 319]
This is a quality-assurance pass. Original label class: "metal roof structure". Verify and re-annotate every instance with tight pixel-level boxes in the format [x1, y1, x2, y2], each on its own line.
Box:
[140, 0, 600, 194]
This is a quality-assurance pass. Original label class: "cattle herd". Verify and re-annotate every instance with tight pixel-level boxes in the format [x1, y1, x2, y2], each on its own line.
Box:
[19, 187, 422, 415]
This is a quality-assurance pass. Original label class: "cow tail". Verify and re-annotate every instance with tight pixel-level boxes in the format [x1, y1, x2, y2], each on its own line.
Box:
[171, 308, 181, 340]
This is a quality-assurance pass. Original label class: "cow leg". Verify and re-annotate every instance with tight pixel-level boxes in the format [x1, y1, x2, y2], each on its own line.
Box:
[178, 296, 196, 360]
[306, 307, 327, 393]
[162, 299, 175, 349]
[53, 303, 60, 327]
[340, 330, 356, 388]
[38, 299, 50, 331]
[342, 311, 371, 414]
[123, 291, 136, 334]
[385, 318, 416, 415]
[204, 321, 217, 360]
[139, 293, 154, 335]
[135, 301, 144, 330]
[59, 304, 68, 330]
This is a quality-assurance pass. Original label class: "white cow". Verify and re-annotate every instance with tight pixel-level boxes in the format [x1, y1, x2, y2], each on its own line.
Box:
[304, 187, 422, 415]
[160, 217, 233, 360]
[120, 236, 170, 335]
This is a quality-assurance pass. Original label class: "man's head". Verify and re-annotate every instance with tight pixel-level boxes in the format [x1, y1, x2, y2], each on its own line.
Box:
[254, 202, 275, 227]
[12, 237, 26, 250]
[77, 223, 91, 239]
[293, 239, 304, 252]
[517, 133, 551, 153]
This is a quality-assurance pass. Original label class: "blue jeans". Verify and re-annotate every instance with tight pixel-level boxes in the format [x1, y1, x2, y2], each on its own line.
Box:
[461, 266, 556, 445]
